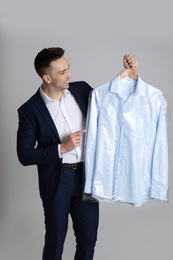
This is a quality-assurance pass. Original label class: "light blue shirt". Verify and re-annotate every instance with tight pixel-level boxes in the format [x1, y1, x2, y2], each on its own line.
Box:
[84, 75, 168, 206]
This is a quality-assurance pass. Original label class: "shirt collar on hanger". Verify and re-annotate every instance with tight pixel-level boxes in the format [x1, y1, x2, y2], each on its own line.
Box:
[110, 74, 146, 100]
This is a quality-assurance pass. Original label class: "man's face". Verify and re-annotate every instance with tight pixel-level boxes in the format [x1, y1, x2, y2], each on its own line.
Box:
[47, 57, 72, 91]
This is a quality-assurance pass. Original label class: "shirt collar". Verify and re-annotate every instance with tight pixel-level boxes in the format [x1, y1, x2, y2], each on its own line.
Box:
[110, 74, 146, 100]
[40, 86, 70, 105]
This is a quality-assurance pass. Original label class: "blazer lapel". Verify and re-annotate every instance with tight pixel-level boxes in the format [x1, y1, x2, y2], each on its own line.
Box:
[33, 89, 61, 141]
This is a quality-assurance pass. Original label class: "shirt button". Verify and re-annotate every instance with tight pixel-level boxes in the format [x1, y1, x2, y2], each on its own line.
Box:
[119, 160, 122, 163]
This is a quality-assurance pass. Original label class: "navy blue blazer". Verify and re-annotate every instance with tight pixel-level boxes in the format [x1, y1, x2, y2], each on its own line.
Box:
[17, 81, 92, 203]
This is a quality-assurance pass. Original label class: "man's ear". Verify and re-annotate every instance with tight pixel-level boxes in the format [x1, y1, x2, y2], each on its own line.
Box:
[43, 74, 51, 84]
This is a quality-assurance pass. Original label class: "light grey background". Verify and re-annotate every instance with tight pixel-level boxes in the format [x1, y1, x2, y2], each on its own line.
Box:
[0, 0, 173, 259]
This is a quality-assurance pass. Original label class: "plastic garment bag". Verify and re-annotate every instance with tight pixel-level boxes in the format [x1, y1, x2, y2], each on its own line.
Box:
[83, 74, 169, 207]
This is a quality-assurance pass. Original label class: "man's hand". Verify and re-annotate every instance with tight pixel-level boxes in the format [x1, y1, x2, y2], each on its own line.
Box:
[120, 68, 138, 80]
[60, 129, 86, 155]
[123, 54, 139, 72]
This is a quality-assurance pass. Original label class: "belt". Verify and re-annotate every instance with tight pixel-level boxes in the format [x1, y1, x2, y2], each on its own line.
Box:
[62, 162, 83, 170]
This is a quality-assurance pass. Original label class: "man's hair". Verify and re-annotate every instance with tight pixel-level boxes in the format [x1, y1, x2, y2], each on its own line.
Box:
[34, 47, 65, 78]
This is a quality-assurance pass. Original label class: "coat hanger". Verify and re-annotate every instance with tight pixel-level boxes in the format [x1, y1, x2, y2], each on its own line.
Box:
[120, 54, 138, 81]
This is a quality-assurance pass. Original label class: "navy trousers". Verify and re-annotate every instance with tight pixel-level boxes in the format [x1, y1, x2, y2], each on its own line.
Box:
[42, 166, 99, 260]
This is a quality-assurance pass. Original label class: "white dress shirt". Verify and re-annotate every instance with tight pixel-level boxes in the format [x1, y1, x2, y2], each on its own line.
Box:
[40, 87, 86, 163]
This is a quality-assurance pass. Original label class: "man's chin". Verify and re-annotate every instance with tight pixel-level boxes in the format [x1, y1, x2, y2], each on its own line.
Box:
[64, 83, 69, 88]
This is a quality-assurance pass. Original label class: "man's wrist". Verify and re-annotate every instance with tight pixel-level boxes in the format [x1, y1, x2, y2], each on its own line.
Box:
[60, 143, 66, 156]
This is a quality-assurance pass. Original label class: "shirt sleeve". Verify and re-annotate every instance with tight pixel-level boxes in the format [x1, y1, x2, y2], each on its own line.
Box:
[150, 93, 169, 200]
[57, 144, 63, 159]
[84, 90, 99, 194]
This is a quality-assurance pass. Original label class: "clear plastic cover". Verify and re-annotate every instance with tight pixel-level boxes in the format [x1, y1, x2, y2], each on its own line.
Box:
[83, 74, 169, 207]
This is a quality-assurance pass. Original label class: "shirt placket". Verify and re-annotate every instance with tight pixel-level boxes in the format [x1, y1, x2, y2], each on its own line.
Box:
[60, 99, 79, 160]
[114, 99, 128, 200]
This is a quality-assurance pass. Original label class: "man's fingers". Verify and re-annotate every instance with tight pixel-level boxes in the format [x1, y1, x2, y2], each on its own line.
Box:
[73, 129, 86, 136]
[125, 54, 138, 71]
[68, 129, 86, 145]
[78, 129, 86, 134]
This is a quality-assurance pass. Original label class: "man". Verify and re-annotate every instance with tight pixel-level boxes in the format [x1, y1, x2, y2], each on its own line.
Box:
[17, 47, 138, 260]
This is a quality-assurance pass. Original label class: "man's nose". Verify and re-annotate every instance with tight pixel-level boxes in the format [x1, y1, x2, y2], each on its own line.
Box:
[67, 70, 72, 79]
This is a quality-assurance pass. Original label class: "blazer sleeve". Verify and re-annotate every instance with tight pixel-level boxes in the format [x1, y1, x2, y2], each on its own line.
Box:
[17, 109, 61, 166]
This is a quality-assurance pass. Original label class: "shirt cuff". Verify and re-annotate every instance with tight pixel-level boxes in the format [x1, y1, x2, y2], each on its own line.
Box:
[58, 144, 63, 159]
[84, 183, 92, 194]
